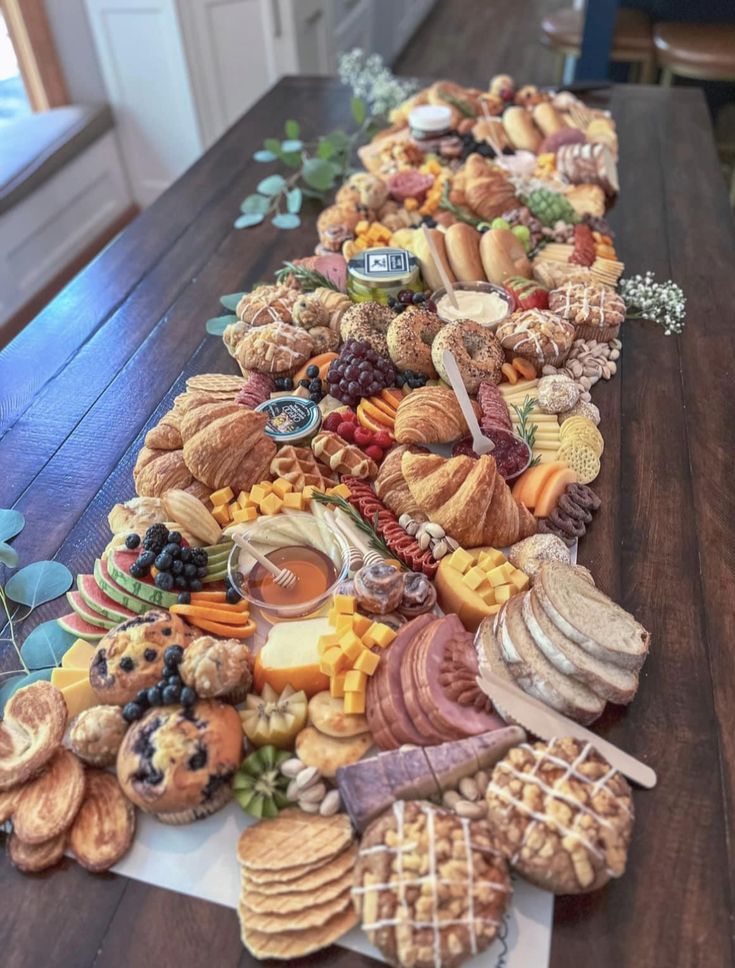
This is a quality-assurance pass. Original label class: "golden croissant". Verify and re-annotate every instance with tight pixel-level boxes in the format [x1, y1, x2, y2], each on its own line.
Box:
[463, 154, 517, 222]
[394, 387, 477, 445]
[401, 452, 537, 547]
[183, 409, 275, 493]
[373, 445, 426, 519]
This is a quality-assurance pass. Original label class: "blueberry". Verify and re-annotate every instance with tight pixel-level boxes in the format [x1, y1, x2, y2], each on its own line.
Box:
[282, 376, 294, 390]
[183, 563, 197, 578]
[180, 548, 192, 564]
[226, 586, 240, 604]
[119, 656, 134, 672]
[155, 571, 174, 591]
[163, 543, 181, 559]
[413, 291, 427, 303]
[143, 648, 157, 662]
[166, 675, 182, 689]
[167, 531, 182, 544]
[147, 686, 162, 707]
[309, 392, 321, 402]
[154, 552, 172, 571]
[162, 684, 181, 704]
[306, 364, 319, 379]
[122, 702, 143, 722]
[164, 645, 184, 667]
[171, 560, 184, 576]
[196, 566, 208, 579]
[175, 576, 188, 590]
[189, 579, 203, 592]
[129, 563, 144, 579]
[125, 533, 141, 550]
[135, 689, 149, 706]
[180, 687, 197, 707]
[177, 591, 191, 605]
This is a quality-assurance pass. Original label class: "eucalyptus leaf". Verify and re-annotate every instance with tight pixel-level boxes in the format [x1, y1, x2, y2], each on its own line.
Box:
[257, 174, 286, 196]
[284, 119, 300, 139]
[280, 152, 303, 169]
[263, 137, 281, 156]
[234, 213, 265, 229]
[272, 213, 301, 230]
[325, 129, 350, 150]
[286, 188, 302, 214]
[0, 509, 24, 542]
[280, 139, 303, 153]
[351, 96, 366, 125]
[302, 157, 336, 192]
[0, 541, 19, 568]
[5, 561, 72, 608]
[21, 621, 77, 671]
[317, 138, 336, 160]
[220, 292, 246, 311]
[206, 314, 237, 335]
[301, 187, 326, 199]
[253, 149, 277, 162]
[0, 668, 53, 716]
[241, 194, 270, 215]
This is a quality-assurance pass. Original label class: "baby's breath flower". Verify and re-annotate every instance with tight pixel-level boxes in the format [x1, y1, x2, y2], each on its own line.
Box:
[338, 48, 417, 117]
[620, 271, 686, 336]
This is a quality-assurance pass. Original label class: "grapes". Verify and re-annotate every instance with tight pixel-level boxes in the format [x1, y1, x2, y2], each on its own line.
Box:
[326, 339, 396, 404]
[358, 370, 372, 386]
[345, 365, 359, 380]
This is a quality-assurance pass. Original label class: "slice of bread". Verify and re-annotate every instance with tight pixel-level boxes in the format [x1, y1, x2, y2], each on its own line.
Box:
[535, 562, 650, 671]
[523, 591, 639, 705]
[494, 597, 605, 725]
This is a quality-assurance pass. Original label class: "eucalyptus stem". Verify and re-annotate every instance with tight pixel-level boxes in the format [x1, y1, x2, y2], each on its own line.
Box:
[0, 586, 28, 675]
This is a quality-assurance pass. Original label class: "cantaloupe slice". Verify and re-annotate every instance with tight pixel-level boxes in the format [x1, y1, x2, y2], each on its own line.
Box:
[534, 467, 579, 518]
[512, 462, 567, 509]
[293, 353, 339, 385]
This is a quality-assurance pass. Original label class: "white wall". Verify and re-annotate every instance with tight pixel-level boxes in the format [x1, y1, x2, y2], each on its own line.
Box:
[45, 0, 107, 103]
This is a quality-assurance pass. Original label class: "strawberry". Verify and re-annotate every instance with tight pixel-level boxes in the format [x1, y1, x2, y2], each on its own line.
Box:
[504, 276, 549, 311]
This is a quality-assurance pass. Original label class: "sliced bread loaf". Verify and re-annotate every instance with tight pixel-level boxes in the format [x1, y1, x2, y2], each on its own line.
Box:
[535, 561, 650, 671]
[494, 596, 605, 725]
[523, 591, 639, 705]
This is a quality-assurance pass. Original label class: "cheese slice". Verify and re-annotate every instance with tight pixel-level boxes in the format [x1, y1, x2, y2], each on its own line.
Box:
[61, 677, 99, 718]
[51, 666, 87, 690]
[61, 639, 96, 671]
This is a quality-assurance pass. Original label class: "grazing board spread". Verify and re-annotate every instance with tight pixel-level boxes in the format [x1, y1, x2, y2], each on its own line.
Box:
[1, 70, 668, 968]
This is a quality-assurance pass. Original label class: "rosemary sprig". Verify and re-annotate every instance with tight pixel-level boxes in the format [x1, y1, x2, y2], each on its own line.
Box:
[310, 491, 394, 559]
[274, 261, 340, 292]
[510, 396, 541, 468]
[438, 90, 475, 118]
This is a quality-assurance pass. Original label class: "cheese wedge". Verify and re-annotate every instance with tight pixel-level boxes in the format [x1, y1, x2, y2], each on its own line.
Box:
[61, 677, 99, 718]
[51, 667, 87, 689]
[61, 639, 95, 671]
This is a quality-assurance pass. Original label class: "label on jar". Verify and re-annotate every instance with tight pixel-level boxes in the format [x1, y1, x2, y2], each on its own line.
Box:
[255, 397, 321, 443]
[349, 247, 417, 283]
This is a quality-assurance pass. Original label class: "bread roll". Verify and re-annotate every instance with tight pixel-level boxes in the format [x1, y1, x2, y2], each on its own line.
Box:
[412, 228, 456, 291]
[502, 106, 542, 153]
[444, 223, 485, 282]
[480, 228, 531, 285]
[532, 102, 565, 137]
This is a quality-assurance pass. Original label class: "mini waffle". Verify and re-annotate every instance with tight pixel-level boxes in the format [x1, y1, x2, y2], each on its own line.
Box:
[12, 749, 85, 844]
[239, 885, 352, 932]
[269, 445, 336, 491]
[240, 902, 358, 960]
[186, 374, 247, 393]
[241, 864, 354, 914]
[68, 770, 136, 872]
[0, 681, 67, 790]
[237, 809, 353, 872]
[241, 841, 358, 893]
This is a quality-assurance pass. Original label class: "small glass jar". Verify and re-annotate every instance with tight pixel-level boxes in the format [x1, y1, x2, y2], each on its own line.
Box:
[255, 396, 321, 445]
[347, 247, 424, 305]
[408, 105, 453, 152]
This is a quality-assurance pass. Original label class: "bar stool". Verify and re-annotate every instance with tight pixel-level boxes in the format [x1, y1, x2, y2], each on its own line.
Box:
[541, 7, 656, 84]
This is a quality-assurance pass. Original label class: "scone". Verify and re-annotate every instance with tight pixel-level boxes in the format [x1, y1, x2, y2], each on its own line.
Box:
[67, 705, 128, 767]
[116, 700, 243, 823]
[180, 636, 253, 703]
[90, 609, 195, 706]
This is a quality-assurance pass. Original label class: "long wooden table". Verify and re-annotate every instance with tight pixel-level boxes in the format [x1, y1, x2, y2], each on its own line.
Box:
[1, 78, 733, 968]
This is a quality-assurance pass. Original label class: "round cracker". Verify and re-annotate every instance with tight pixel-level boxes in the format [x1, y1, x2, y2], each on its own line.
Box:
[240, 901, 358, 959]
[295, 726, 372, 779]
[557, 442, 601, 485]
[308, 691, 369, 738]
[239, 885, 351, 932]
[560, 420, 604, 457]
[242, 865, 354, 913]
[241, 841, 358, 893]
[237, 808, 353, 872]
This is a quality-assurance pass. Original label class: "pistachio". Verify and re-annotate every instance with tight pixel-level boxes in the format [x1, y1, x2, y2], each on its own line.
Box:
[474, 770, 489, 792]
[294, 766, 321, 792]
[442, 790, 462, 809]
[319, 789, 341, 816]
[610, 348, 620, 360]
[280, 758, 305, 779]
[455, 799, 488, 820]
[398, 513, 414, 530]
[298, 798, 321, 813]
[458, 776, 480, 801]
[405, 521, 419, 536]
[418, 532, 432, 550]
[432, 539, 449, 560]
[424, 522, 446, 539]
[299, 782, 327, 804]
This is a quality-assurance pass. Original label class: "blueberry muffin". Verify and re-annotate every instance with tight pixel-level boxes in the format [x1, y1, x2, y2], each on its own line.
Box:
[90, 610, 195, 706]
[116, 700, 243, 824]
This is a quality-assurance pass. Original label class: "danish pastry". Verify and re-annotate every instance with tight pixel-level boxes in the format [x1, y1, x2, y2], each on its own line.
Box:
[233, 321, 313, 376]
[0, 681, 67, 790]
[236, 284, 299, 326]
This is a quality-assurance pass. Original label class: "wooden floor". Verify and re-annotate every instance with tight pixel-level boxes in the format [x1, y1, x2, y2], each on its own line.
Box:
[396, 0, 566, 87]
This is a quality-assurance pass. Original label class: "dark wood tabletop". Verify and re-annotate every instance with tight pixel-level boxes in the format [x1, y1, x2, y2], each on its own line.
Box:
[1, 77, 734, 968]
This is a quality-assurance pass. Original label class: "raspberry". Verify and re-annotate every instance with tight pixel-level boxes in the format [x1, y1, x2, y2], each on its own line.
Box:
[342, 410, 358, 422]
[374, 431, 394, 449]
[322, 412, 342, 432]
[353, 426, 374, 448]
[364, 445, 384, 463]
[337, 421, 356, 441]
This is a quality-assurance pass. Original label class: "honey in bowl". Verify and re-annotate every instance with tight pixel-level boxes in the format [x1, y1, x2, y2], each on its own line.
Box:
[247, 545, 337, 612]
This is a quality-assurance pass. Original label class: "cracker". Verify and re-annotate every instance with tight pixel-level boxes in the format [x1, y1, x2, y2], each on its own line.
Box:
[240, 902, 358, 959]
[239, 885, 351, 932]
[237, 808, 353, 872]
[186, 374, 246, 392]
[241, 841, 358, 893]
[295, 726, 372, 779]
[560, 417, 604, 454]
[308, 691, 369, 738]
[557, 442, 601, 484]
[241, 866, 354, 914]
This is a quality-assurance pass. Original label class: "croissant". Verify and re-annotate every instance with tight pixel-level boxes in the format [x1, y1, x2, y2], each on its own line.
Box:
[180, 402, 241, 442]
[183, 408, 275, 493]
[463, 154, 517, 222]
[394, 387, 477, 446]
[373, 445, 427, 519]
[401, 452, 537, 547]
[133, 447, 194, 497]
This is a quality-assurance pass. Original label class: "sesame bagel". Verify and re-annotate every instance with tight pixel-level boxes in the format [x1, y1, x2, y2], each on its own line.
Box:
[339, 302, 394, 358]
[386, 306, 442, 377]
[432, 318, 504, 393]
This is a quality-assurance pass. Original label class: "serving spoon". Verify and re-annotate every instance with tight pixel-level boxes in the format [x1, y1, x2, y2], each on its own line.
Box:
[441, 349, 495, 455]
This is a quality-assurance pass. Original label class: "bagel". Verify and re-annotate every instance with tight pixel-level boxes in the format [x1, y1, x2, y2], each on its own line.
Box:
[340, 301, 394, 358]
[387, 306, 442, 377]
[431, 319, 505, 394]
[444, 223, 485, 282]
[480, 228, 531, 285]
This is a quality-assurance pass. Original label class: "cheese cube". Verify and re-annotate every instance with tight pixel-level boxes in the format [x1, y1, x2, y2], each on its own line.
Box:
[447, 548, 474, 574]
[212, 504, 231, 526]
[478, 585, 497, 606]
[209, 486, 234, 506]
[334, 613, 354, 632]
[272, 477, 294, 498]
[330, 672, 346, 699]
[321, 647, 349, 676]
[363, 622, 396, 649]
[61, 639, 95, 671]
[51, 667, 87, 689]
[488, 564, 512, 587]
[462, 566, 486, 591]
[249, 483, 271, 505]
[237, 491, 254, 509]
[283, 491, 304, 510]
[328, 483, 352, 500]
[353, 648, 380, 676]
[344, 669, 367, 693]
[478, 548, 506, 570]
[351, 613, 372, 637]
[510, 570, 531, 592]
[318, 634, 340, 656]
[302, 485, 318, 501]
[338, 630, 364, 663]
[494, 583, 518, 604]
[259, 493, 283, 516]
[232, 505, 258, 524]
[334, 594, 355, 614]
[343, 691, 365, 715]
[61, 678, 98, 718]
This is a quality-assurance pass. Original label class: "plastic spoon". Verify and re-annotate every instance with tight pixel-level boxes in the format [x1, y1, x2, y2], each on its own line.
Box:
[421, 223, 458, 310]
[441, 349, 495, 455]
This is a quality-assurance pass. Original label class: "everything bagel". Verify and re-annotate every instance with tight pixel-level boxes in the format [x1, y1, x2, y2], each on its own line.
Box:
[432, 318, 505, 393]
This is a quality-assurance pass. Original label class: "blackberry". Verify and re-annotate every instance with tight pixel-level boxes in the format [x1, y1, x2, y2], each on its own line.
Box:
[196, 566, 208, 579]
[155, 572, 174, 591]
[143, 523, 168, 553]
[125, 533, 141, 550]
[299, 378, 310, 389]
[309, 392, 321, 403]
[190, 549, 208, 568]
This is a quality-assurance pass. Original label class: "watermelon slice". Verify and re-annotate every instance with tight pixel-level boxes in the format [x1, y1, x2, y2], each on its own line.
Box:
[95, 558, 149, 614]
[66, 591, 116, 629]
[57, 613, 107, 641]
[107, 550, 178, 608]
[78, 574, 137, 624]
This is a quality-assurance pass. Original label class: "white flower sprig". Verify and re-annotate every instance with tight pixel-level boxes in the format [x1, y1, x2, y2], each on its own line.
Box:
[620, 271, 686, 336]
[337, 48, 417, 117]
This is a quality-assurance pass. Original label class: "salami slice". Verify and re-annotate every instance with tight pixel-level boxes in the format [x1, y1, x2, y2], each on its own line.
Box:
[387, 170, 434, 203]
[478, 382, 512, 432]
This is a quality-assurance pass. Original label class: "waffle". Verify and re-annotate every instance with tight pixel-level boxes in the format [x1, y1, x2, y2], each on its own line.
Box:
[12, 749, 85, 844]
[240, 903, 358, 960]
[241, 841, 358, 893]
[269, 445, 336, 491]
[239, 884, 352, 932]
[186, 374, 247, 393]
[0, 681, 67, 790]
[241, 865, 354, 914]
[312, 430, 378, 480]
[237, 808, 353, 871]
[68, 770, 136, 872]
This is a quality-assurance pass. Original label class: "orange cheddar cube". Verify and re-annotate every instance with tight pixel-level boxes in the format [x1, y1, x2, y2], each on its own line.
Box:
[462, 566, 486, 591]
[231, 505, 258, 524]
[510, 570, 530, 592]
[330, 672, 346, 699]
[344, 669, 367, 694]
[334, 594, 355, 614]
[272, 477, 294, 498]
[351, 613, 372, 637]
[343, 691, 365, 715]
[353, 648, 380, 676]
[282, 491, 304, 510]
[302, 485, 318, 501]
[363, 622, 396, 649]
[447, 548, 473, 574]
[327, 483, 351, 500]
[338, 630, 364, 663]
[494, 583, 518, 604]
[210, 486, 234, 506]
[322, 647, 350, 676]
[318, 633, 340, 656]
[211, 504, 231, 526]
[249, 483, 271, 504]
[488, 564, 512, 587]
[478, 548, 506, 571]
[237, 491, 254, 509]
[259, 493, 283, 516]
[334, 613, 354, 632]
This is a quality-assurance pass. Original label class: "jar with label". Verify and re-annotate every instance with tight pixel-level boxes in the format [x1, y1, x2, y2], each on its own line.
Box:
[408, 104, 453, 152]
[347, 247, 424, 305]
[255, 397, 321, 446]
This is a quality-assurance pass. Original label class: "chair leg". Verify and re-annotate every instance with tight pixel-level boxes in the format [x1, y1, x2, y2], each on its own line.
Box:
[556, 51, 566, 86]
[639, 56, 656, 85]
[660, 67, 674, 87]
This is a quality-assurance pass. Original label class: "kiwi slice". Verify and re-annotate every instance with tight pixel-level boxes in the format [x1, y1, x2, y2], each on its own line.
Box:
[233, 746, 291, 818]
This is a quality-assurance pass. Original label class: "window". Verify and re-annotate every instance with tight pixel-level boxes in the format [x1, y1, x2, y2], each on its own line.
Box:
[0, 8, 29, 120]
[0, 0, 67, 114]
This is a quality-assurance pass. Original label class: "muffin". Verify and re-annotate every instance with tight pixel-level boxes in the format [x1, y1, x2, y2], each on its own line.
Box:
[496, 309, 575, 368]
[548, 281, 625, 342]
[90, 609, 195, 705]
[67, 705, 128, 767]
[180, 636, 253, 703]
[116, 700, 243, 824]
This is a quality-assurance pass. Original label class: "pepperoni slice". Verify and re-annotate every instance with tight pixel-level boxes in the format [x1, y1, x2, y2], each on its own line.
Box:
[387, 171, 435, 203]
